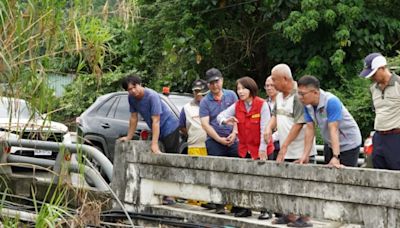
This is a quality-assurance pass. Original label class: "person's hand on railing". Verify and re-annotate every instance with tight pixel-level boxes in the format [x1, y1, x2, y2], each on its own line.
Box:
[276, 146, 287, 163]
[327, 157, 344, 168]
[259, 151, 267, 161]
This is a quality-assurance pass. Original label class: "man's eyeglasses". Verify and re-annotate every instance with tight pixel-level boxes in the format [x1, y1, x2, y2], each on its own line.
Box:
[297, 90, 315, 97]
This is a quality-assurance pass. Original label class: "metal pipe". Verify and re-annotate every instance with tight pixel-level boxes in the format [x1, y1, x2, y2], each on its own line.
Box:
[7, 154, 109, 191]
[69, 162, 109, 191]
[8, 154, 55, 167]
[0, 208, 39, 223]
[6, 139, 113, 180]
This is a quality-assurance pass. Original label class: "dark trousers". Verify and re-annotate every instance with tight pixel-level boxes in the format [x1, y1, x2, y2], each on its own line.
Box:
[205, 138, 239, 158]
[372, 132, 400, 170]
[160, 127, 180, 153]
[324, 144, 360, 167]
[268, 141, 280, 160]
[205, 137, 239, 212]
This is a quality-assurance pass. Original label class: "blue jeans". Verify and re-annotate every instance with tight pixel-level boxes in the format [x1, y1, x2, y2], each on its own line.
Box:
[205, 138, 238, 158]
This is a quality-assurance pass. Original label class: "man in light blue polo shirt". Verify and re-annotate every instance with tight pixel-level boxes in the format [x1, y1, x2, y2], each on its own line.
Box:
[119, 75, 180, 154]
[199, 68, 238, 157]
[298, 75, 362, 168]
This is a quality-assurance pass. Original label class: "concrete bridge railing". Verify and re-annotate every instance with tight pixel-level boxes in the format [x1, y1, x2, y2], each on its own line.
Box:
[111, 141, 400, 228]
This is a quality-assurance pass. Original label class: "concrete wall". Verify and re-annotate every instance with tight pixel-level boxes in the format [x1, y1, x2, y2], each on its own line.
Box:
[112, 141, 400, 228]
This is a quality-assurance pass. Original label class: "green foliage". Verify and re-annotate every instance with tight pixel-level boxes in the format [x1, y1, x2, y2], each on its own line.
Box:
[33, 180, 74, 227]
[272, 0, 400, 88]
[118, 0, 400, 95]
[55, 71, 129, 124]
[0, 0, 138, 122]
[387, 51, 400, 74]
[120, 0, 215, 92]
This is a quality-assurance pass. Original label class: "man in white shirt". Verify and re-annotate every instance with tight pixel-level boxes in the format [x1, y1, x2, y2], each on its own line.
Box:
[179, 79, 209, 156]
[264, 64, 316, 227]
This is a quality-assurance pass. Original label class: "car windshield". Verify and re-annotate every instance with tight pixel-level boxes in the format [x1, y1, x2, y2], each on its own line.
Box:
[168, 94, 193, 112]
[0, 98, 39, 119]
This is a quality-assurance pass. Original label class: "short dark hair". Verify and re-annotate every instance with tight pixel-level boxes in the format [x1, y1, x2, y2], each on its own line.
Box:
[298, 75, 320, 90]
[236, 76, 258, 97]
[122, 75, 142, 90]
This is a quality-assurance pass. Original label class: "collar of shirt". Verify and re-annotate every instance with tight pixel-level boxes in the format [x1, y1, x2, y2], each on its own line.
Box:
[374, 73, 399, 89]
[206, 89, 225, 101]
[314, 89, 327, 111]
[190, 99, 200, 106]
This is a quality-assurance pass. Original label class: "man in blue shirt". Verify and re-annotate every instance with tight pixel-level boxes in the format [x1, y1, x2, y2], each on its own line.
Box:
[119, 75, 180, 154]
[199, 68, 241, 216]
[297, 75, 361, 168]
[199, 68, 238, 157]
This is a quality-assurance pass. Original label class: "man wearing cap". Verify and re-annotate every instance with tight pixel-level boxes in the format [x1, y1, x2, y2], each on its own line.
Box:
[297, 75, 362, 168]
[360, 53, 400, 170]
[119, 74, 180, 154]
[199, 68, 238, 215]
[179, 79, 209, 156]
[200, 68, 239, 157]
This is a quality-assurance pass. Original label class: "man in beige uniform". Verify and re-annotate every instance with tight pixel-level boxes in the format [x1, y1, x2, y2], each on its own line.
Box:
[360, 53, 400, 170]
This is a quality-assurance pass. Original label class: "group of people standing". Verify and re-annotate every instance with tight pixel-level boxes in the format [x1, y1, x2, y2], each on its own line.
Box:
[118, 52, 400, 227]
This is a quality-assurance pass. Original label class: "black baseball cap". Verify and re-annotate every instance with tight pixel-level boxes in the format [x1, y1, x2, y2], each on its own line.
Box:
[205, 68, 222, 83]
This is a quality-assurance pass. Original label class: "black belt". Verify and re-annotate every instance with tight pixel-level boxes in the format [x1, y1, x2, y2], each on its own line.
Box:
[376, 128, 400, 135]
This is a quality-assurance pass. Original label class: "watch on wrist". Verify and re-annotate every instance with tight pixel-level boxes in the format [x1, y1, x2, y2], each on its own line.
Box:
[332, 154, 340, 160]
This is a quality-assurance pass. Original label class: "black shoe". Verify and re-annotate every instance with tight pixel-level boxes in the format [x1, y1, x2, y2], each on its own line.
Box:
[200, 203, 216, 210]
[258, 211, 270, 220]
[234, 208, 252, 217]
[215, 205, 226, 214]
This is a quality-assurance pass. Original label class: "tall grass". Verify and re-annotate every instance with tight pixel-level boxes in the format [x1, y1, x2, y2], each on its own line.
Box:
[0, 0, 140, 226]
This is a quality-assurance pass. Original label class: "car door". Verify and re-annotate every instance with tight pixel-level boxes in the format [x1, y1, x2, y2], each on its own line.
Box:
[90, 95, 122, 159]
[112, 94, 150, 136]
[106, 95, 149, 158]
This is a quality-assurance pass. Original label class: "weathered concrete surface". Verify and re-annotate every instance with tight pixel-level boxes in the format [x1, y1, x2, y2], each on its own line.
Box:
[112, 141, 400, 227]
